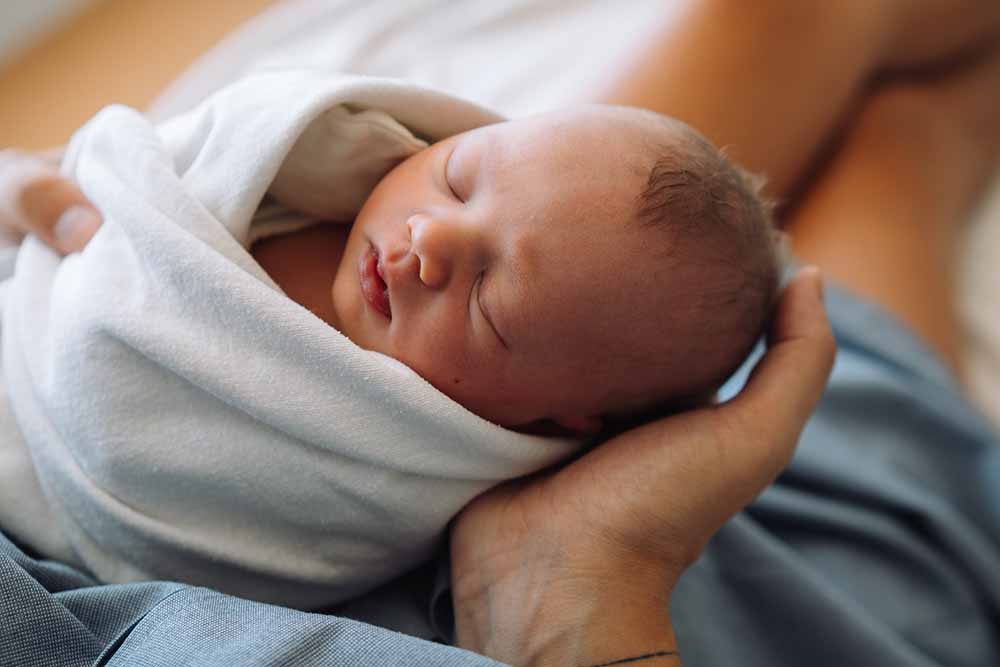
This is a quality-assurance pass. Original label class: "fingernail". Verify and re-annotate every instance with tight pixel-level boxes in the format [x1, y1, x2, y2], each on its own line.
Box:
[54, 205, 100, 252]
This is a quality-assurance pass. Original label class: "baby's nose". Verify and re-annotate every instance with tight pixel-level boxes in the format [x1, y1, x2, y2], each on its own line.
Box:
[407, 213, 469, 289]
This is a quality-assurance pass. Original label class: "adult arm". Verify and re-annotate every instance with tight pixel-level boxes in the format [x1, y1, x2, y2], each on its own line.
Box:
[592, 0, 1000, 201]
[450, 269, 835, 666]
[0, 147, 101, 254]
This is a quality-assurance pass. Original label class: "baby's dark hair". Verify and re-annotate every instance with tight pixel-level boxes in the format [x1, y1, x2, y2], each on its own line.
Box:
[630, 114, 783, 411]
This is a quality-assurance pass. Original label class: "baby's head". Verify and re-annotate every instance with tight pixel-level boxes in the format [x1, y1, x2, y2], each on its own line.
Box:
[331, 105, 781, 434]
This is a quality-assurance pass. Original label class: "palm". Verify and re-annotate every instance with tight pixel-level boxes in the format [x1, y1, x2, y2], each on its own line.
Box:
[451, 406, 745, 609]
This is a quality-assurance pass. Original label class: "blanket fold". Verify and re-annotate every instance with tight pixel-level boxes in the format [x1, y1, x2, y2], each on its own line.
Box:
[2, 71, 579, 608]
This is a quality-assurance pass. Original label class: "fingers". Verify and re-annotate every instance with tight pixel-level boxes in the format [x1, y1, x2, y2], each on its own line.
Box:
[727, 266, 836, 475]
[0, 149, 101, 255]
[656, 266, 834, 539]
[636, 266, 835, 529]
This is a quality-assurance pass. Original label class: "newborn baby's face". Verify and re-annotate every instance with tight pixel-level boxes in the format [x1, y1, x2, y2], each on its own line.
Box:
[332, 108, 680, 433]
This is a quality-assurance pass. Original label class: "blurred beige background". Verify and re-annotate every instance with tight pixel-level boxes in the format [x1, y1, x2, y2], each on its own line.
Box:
[0, 0, 274, 150]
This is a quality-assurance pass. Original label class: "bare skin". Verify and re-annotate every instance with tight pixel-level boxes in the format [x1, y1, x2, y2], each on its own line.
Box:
[595, 0, 1000, 375]
[788, 51, 1000, 373]
[449, 3, 1000, 664]
[595, 0, 1000, 202]
[1, 2, 998, 665]
[0, 147, 95, 254]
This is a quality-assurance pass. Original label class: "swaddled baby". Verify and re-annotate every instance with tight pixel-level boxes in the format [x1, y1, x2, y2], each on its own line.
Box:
[0, 74, 779, 609]
[258, 106, 780, 434]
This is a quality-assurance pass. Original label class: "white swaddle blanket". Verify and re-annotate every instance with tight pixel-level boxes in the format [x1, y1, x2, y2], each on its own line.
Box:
[1, 70, 580, 608]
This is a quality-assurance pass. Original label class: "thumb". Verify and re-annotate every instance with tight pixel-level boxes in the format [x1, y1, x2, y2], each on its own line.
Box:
[519, 268, 835, 578]
[562, 267, 834, 542]
[639, 266, 835, 542]
[721, 266, 836, 496]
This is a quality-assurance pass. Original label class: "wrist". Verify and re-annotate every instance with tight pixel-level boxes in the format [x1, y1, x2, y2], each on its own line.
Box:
[454, 561, 679, 666]
[526, 593, 679, 667]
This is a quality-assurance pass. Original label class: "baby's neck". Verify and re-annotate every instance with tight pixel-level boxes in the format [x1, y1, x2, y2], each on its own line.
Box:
[250, 223, 349, 328]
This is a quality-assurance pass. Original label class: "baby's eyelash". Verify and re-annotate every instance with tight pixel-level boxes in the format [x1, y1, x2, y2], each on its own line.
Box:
[445, 172, 463, 202]
[445, 148, 464, 202]
[476, 272, 508, 350]
[474, 272, 486, 317]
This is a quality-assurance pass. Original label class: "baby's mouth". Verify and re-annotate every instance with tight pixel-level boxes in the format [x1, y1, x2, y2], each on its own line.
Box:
[359, 243, 391, 319]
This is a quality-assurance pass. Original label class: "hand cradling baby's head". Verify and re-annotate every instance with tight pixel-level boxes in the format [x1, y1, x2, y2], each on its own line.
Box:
[332, 105, 782, 434]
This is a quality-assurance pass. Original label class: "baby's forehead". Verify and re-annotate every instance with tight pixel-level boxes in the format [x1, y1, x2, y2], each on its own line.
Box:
[460, 109, 676, 221]
[454, 108, 689, 261]
[490, 107, 672, 169]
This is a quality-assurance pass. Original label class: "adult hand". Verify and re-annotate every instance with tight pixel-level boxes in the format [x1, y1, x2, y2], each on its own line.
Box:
[0, 147, 101, 254]
[450, 267, 835, 667]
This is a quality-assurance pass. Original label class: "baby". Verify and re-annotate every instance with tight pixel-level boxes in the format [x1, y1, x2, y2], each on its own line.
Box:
[0, 81, 781, 609]
[255, 105, 781, 433]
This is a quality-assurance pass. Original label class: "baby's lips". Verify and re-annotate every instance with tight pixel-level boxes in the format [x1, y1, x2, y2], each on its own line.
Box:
[376, 256, 390, 286]
[359, 243, 392, 319]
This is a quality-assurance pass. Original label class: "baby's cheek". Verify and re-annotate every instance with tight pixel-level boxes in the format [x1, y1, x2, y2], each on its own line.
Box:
[409, 353, 496, 414]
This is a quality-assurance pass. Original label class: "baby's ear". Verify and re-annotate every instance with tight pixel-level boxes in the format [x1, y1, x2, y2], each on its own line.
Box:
[551, 414, 604, 435]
